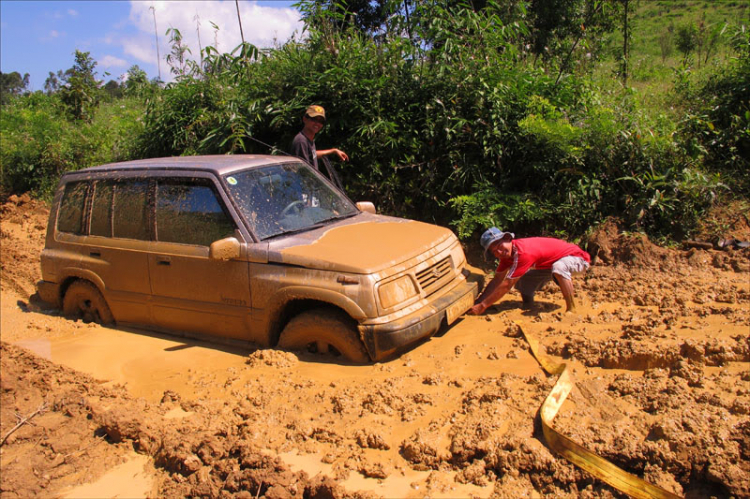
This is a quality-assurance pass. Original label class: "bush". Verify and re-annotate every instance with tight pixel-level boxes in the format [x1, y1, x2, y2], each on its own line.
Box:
[1, 93, 144, 198]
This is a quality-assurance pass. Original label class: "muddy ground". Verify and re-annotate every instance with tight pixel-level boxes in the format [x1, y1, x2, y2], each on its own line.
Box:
[1, 194, 748, 498]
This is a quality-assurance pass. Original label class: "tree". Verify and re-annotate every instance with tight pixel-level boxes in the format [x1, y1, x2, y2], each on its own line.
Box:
[296, 0, 394, 35]
[0, 71, 30, 104]
[166, 27, 192, 79]
[659, 24, 674, 64]
[123, 65, 150, 96]
[59, 50, 101, 121]
[676, 22, 697, 63]
[527, 0, 620, 65]
[103, 80, 123, 99]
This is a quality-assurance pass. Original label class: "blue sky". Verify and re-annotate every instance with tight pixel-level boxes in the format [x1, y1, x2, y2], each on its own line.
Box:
[0, 1, 303, 91]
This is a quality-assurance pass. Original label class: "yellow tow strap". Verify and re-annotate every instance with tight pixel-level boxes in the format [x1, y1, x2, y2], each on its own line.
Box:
[518, 323, 681, 499]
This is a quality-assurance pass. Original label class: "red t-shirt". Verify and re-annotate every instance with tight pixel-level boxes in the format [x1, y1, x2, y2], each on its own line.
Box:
[497, 238, 590, 279]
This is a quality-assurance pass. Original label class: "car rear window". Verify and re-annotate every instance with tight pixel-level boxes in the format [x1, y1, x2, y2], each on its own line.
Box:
[112, 180, 150, 240]
[57, 181, 89, 234]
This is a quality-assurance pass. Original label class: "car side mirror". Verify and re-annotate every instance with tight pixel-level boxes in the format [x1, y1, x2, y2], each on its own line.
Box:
[209, 237, 241, 261]
[356, 201, 376, 214]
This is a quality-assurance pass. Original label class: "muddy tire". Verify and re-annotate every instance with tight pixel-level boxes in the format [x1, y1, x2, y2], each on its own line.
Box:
[62, 280, 114, 325]
[278, 309, 369, 363]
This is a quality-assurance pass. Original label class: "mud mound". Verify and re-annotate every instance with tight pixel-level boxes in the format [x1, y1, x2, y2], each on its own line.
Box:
[692, 199, 750, 244]
[0, 342, 352, 498]
[587, 219, 677, 268]
[587, 215, 750, 271]
[549, 334, 750, 370]
[0, 342, 138, 497]
[0, 194, 49, 298]
[246, 349, 299, 368]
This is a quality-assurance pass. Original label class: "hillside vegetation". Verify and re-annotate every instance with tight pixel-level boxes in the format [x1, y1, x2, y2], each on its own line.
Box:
[1, 0, 748, 244]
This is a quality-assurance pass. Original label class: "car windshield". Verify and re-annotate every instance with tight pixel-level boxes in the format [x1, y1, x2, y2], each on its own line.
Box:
[224, 161, 359, 240]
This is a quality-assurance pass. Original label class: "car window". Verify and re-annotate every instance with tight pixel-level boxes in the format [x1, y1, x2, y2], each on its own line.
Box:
[90, 180, 114, 237]
[57, 181, 89, 235]
[224, 162, 358, 240]
[156, 179, 236, 246]
[112, 180, 150, 240]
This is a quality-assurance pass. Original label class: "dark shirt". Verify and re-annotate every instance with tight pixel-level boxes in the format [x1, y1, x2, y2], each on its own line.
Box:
[291, 132, 318, 171]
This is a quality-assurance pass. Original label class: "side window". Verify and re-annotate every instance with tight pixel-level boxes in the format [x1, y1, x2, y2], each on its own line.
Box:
[156, 179, 236, 246]
[90, 180, 114, 237]
[57, 181, 89, 234]
[113, 180, 150, 240]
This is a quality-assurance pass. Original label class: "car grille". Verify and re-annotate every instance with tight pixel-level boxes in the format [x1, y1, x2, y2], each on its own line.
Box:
[416, 256, 453, 295]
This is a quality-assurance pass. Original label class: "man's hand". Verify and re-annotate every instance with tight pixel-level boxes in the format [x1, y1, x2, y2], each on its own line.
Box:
[334, 149, 349, 161]
[468, 302, 487, 315]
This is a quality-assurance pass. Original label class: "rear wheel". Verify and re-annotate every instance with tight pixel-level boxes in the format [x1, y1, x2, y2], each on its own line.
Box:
[62, 280, 114, 325]
[278, 309, 369, 363]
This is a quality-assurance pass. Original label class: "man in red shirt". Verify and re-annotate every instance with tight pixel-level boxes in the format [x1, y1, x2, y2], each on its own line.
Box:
[469, 227, 590, 315]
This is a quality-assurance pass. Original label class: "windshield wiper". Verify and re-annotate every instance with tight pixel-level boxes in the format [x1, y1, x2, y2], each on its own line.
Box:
[264, 222, 328, 240]
[317, 211, 359, 224]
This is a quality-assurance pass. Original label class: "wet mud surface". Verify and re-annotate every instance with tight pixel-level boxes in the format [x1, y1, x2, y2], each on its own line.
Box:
[1, 196, 749, 498]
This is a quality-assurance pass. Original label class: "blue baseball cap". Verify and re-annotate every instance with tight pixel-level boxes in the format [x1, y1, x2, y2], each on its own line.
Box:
[480, 227, 514, 260]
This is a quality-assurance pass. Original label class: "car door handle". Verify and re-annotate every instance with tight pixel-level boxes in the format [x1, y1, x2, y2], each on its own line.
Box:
[157, 257, 171, 266]
[90, 250, 101, 257]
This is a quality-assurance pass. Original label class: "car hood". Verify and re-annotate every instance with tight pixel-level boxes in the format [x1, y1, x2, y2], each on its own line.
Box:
[269, 214, 454, 274]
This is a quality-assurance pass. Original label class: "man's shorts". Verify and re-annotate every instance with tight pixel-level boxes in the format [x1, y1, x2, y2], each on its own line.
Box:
[515, 256, 590, 298]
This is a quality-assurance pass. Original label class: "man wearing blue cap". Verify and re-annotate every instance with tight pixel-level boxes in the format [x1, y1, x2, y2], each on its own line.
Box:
[469, 228, 590, 314]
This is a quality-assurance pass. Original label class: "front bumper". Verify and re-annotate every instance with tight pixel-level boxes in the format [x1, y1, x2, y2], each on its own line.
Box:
[359, 279, 477, 361]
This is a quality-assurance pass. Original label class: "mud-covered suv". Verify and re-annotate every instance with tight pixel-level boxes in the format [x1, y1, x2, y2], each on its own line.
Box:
[38, 155, 476, 362]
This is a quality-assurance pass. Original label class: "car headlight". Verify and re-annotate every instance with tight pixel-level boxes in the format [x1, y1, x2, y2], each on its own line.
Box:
[378, 275, 418, 309]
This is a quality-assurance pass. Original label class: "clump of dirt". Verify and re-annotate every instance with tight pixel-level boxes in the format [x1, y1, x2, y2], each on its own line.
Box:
[246, 349, 299, 368]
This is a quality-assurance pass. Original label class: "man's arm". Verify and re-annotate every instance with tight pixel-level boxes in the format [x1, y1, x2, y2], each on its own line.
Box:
[317, 148, 349, 161]
[468, 270, 519, 315]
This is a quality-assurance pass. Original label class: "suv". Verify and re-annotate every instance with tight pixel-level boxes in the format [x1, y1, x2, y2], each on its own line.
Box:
[37, 155, 477, 362]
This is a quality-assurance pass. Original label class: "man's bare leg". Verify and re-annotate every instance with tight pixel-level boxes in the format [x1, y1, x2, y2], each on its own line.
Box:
[553, 273, 577, 312]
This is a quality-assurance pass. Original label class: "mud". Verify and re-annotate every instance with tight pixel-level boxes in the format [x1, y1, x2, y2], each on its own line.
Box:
[1, 195, 749, 498]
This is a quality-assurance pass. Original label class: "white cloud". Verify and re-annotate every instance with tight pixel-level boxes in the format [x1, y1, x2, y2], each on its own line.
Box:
[68, 9, 79, 17]
[99, 55, 129, 70]
[40, 29, 65, 43]
[124, 0, 303, 73]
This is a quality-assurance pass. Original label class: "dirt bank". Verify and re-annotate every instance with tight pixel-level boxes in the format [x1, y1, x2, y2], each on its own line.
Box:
[1, 195, 748, 498]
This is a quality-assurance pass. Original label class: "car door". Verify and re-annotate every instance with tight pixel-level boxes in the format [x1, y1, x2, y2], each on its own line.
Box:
[83, 178, 153, 324]
[147, 176, 252, 340]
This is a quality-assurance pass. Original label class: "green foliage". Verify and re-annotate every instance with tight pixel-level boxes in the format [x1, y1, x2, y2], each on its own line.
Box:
[449, 182, 548, 239]
[4, 0, 747, 246]
[618, 165, 726, 239]
[166, 28, 192, 79]
[676, 22, 698, 60]
[0, 71, 30, 104]
[123, 65, 155, 98]
[680, 24, 750, 194]
[58, 50, 101, 121]
[0, 93, 144, 197]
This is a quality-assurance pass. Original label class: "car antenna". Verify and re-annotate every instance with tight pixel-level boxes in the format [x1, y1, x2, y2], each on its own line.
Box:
[246, 135, 290, 156]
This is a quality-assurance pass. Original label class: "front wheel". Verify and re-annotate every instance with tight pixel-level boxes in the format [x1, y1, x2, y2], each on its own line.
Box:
[278, 309, 369, 363]
[62, 280, 114, 325]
